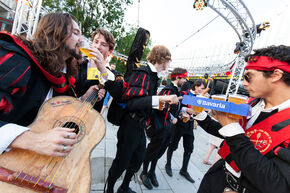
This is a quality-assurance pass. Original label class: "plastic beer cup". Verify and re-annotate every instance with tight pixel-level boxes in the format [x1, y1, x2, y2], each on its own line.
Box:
[193, 95, 205, 112]
[79, 47, 94, 58]
[79, 40, 94, 58]
[78, 41, 101, 80]
[182, 113, 190, 123]
[159, 101, 165, 110]
[227, 94, 248, 119]
[211, 94, 227, 101]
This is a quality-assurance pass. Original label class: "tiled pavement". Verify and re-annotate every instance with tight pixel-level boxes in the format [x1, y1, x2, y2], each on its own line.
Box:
[90, 111, 218, 193]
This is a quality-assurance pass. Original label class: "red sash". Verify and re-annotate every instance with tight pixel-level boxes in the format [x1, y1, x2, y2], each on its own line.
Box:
[218, 108, 290, 172]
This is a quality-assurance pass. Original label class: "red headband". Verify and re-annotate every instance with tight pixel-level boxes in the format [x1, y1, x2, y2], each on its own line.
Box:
[245, 56, 290, 73]
[171, 72, 188, 78]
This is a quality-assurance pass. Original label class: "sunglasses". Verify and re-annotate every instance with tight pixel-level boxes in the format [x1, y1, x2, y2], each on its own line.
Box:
[243, 73, 251, 83]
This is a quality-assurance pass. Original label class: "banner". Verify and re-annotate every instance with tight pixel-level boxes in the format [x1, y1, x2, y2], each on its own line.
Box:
[182, 95, 251, 116]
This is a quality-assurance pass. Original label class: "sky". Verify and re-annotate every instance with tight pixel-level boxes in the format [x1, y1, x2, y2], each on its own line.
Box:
[124, 0, 290, 71]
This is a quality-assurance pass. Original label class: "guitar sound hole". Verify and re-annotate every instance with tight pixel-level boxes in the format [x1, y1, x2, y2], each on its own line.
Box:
[62, 122, 80, 134]
[53, 116, 86, 142]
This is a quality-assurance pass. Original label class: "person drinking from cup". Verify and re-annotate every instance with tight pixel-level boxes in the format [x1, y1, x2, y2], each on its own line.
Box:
[0, 13, 107, 157]
[76, 28, 115, 112]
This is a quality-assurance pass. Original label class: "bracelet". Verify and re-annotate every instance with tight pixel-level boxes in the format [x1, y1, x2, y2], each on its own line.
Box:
[100, 70, 108, 76]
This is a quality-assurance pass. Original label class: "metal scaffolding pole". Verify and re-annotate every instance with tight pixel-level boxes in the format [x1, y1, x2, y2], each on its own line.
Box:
[193, 0, 256, 95]
[11, 0, 43, 38]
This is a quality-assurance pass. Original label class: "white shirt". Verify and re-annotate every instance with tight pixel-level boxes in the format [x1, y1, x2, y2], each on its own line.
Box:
[147, 63, 161, 109]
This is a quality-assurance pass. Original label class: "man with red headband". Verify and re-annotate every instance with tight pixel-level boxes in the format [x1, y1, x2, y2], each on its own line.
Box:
[165, 79, 208, 183]
[194, 45, 290, 193]
[140, 68, 187, 190]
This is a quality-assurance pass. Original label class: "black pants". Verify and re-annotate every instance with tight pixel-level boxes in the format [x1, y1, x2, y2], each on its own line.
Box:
[168, 122, 194, 154]
[145, 123, 174, 162]
[107, 113, 146, 186]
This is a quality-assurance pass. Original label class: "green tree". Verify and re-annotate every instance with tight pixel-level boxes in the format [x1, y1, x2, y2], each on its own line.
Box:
[111, 26, 152, 74]
[42, 0, 133, 38]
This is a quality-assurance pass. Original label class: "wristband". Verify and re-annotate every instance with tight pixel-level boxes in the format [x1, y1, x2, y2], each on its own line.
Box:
[100, 70, 108, 76]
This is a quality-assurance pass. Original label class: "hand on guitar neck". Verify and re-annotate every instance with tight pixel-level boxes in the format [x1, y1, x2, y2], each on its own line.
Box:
[10, 127, 77, 157]
[80, 85, 105, 102]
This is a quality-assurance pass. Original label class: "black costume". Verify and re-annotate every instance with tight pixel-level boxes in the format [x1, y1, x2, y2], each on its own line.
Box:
[168, 117, 194, 156]
[105, 65, 159, 193]
[165, 88, 195, 183]
[196, 99, 290, 193]
[140, 83, 180, 189]
[0, 33, 98, 127]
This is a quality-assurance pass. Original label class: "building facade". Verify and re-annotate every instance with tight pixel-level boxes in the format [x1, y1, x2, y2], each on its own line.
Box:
[0, 0, 16, 32]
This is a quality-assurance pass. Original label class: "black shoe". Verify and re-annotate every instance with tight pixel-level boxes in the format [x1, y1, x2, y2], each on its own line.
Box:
[179, 170, 195, 183]
[165, 164, 173, 177]
[149, 172, 159, 187]
[140, 172, 153, 190]
[116, 186, 137, 193]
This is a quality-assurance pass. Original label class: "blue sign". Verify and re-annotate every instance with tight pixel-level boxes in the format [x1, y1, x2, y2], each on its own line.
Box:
[182, 95, 251, 117]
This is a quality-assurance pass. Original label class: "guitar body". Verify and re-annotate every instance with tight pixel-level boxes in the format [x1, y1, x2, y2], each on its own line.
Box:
[0, 96, 106, 193]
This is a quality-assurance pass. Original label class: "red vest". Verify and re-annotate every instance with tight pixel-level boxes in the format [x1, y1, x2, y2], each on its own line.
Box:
[218, 106, 290, 172]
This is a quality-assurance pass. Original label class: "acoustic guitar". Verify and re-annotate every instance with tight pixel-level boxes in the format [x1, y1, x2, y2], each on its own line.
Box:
[0, 91, 106, 193]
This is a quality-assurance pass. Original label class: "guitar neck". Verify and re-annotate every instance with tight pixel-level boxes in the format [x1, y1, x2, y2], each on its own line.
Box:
[83, 89, 99, 106]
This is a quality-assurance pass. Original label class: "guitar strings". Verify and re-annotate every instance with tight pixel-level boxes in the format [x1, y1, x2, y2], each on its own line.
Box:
[63, 91, 101, 191]
[47, 156, 68, 189]
[33, 89, 100, 188]
[44, 157, 60, 182]
[11, 88, 100, 190]
[65, 89, 98, 131]
[33, 157, 60, 187]
[15, 153, 39, 180]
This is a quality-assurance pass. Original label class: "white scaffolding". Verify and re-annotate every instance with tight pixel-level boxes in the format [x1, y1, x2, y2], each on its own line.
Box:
[11, 0, 43, 38]
[193, 0, 256, 95]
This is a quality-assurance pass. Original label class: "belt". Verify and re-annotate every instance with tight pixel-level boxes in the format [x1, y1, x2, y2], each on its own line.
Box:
[224, 168, 248, 193]
[225, 170, 239, 191]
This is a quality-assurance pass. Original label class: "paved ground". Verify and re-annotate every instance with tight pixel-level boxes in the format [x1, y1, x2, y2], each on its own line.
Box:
[89, 111, 218, 193]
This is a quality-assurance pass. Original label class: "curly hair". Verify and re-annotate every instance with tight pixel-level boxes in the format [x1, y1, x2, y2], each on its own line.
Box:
[20, 13, 79, 77]
[245, 45, 290, 86]
[146, 45, 171, 65]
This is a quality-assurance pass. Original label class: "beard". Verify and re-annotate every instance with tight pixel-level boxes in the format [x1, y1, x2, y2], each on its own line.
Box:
[63, 44, 82, 76]
[70, 48, 82, 60]
[178, 81, 183, 87]
[64, 44, 82, 60]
